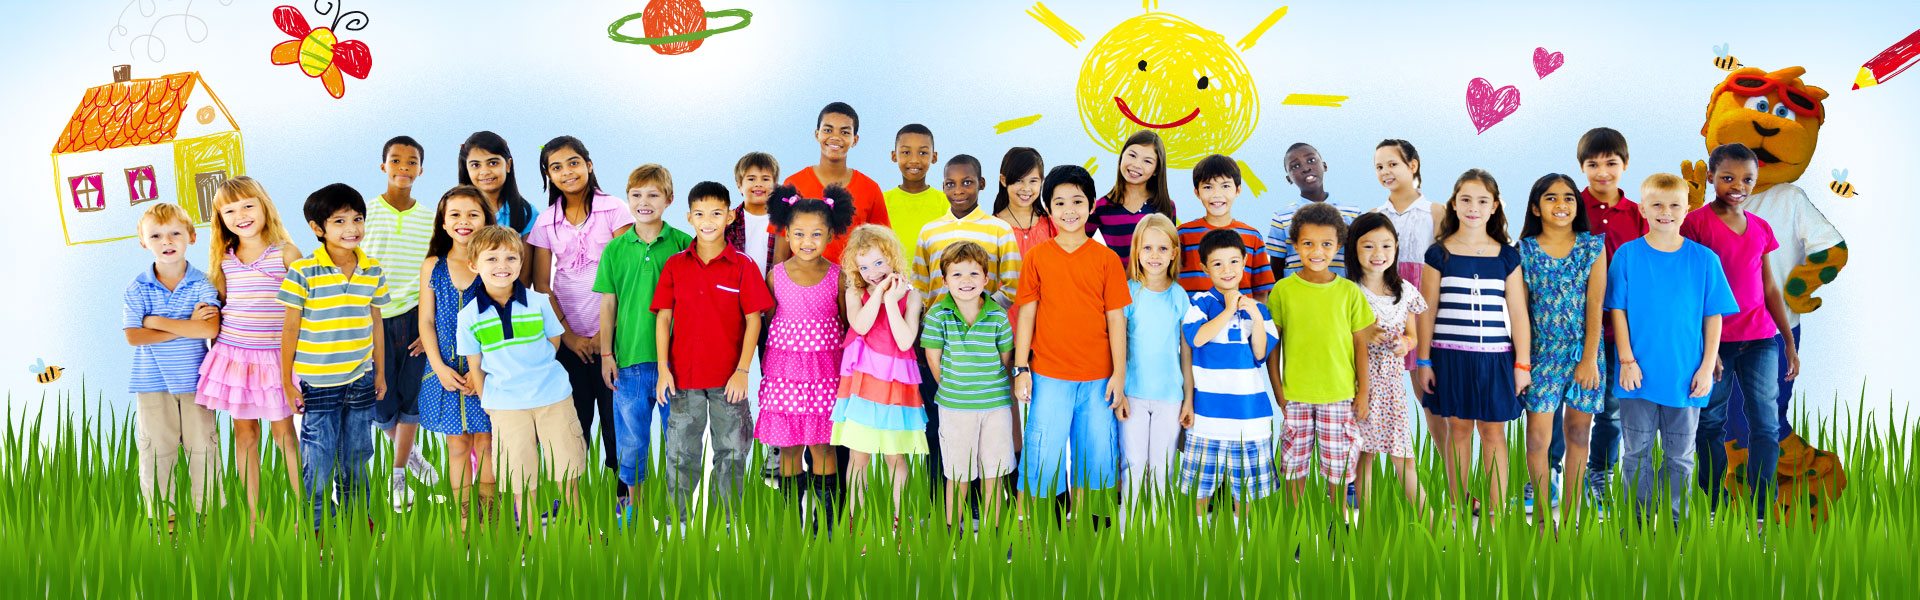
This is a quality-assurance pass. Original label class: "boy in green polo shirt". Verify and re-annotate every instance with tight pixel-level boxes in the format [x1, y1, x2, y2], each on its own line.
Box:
[921, 241, 1016, 529]
[595, 164, 692, 524]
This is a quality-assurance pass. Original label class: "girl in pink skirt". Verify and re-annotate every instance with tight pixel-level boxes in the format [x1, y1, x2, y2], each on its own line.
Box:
[757, 184, 855, 500]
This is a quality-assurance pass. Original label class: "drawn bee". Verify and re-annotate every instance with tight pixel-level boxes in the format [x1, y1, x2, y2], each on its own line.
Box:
[29, 359, 63, 384]
[1713, 43, 1743, 71]
[1830, 169, 1859, 198]
[269, 2, 373, 99]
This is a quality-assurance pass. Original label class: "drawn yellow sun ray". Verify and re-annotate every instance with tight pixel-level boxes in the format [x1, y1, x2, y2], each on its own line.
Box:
[1084, 156, 1100, 175]
[1235, 6, 1287, 51]
[1028, 2, 1083, 47]
[995, 114, 1043, 134]
[1280, 93, 1347, 107]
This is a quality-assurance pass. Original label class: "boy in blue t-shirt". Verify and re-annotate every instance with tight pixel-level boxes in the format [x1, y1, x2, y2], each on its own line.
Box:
[1606, 175, 1738, 526]
[123, 202, 223, 523]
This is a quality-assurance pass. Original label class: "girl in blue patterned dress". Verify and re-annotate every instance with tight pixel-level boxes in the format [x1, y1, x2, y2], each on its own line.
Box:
[1517, 173, 1607, 529]
[415, 186, 497, 527]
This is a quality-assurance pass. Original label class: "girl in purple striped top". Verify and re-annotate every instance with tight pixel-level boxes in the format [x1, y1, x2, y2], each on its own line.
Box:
[1087, 130, 1177, 267]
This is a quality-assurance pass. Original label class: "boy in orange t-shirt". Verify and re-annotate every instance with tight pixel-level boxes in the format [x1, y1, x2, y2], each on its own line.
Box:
[775, 102, 891, 264]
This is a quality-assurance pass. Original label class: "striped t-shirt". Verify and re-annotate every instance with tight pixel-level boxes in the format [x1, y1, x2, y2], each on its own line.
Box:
[214, 244, 290, 351]
[1087, 195, 1175, 267]
[277, 247, 389, 388]
[920, 296, 1014, 410]
[912, 207, 1022, 307]
[1182, 289, 1279, 442]
[455, 285, 570, 411]
[1424, 244, 1522, 353]
[124, 264, 221, 394]
[363, 195, 435, 315]
[1264, 198, 1363, 278]
[1177, 218, 1276, 295]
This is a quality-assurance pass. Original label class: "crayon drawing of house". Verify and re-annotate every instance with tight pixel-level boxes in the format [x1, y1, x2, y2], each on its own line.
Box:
[51, 66, 244, 245]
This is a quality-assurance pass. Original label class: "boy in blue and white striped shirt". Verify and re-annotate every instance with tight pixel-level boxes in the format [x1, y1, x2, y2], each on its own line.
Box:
[122, 202, 223, 524]
[1179, 228, 1280, 519]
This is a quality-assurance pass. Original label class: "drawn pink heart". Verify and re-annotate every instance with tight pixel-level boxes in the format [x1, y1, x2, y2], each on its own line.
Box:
[1465, 78, 1521, 134]
[1533, 47, 1564, 79]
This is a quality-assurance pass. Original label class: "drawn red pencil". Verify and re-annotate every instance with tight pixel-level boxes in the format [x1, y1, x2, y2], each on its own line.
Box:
[1854, 27, 1920, 90]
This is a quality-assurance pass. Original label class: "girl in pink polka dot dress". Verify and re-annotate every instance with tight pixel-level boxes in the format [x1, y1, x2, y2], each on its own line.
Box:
[757, 184, 857, 488]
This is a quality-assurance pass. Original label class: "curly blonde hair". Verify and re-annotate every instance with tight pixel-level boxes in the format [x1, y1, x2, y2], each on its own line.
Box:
[838, 224, 906, 292]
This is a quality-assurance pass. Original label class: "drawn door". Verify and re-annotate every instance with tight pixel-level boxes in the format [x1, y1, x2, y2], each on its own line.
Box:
[194, 171, 226, 223]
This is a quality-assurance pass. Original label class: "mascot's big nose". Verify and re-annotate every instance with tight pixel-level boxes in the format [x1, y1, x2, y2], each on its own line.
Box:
[1753, 121, 1781, 137]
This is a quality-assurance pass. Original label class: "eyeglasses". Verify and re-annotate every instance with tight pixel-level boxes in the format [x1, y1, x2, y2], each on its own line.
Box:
[1722, 72, 1823, 119]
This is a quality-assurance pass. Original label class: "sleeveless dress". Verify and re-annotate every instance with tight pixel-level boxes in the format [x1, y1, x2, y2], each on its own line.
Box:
[418, 258, 491, 435]
[1518, 234, 1607, 414]
[197, 244, 293, 421]
[1359, 285, 1427, 458]
[1421, 243, 1523, 423]
[756, 262, 844, 447]
[829, 290, 928, 455]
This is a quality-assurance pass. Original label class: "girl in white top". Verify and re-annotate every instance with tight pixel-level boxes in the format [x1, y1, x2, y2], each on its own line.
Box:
[1372, 138, 1449, 473]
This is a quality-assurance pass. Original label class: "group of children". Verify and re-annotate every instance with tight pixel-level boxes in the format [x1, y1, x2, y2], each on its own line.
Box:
[122, 100, 1820, 536]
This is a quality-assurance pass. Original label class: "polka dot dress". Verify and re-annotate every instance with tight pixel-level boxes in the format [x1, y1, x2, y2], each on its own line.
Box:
[755, 262, 844, 447]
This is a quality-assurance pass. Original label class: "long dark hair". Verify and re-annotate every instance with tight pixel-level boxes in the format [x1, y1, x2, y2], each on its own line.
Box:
[538, 135, 603, 207]
[1101, 130, 1174, 217]
[1345, 212, 1405, 300]
[427, 185, 498, 259]
[1437, 169, 1510, 245]
[991, 147, 1047, 217]
[457, 131, 533, 232]
[767, 183, 857, 235]
[1519, 173, 1588, 239]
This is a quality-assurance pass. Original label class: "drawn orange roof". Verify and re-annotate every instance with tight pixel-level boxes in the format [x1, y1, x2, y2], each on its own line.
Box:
[52, 72, 198, 154]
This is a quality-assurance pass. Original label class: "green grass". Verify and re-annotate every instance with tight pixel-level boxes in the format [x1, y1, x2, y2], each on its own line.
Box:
[2, 384, 1916, 597]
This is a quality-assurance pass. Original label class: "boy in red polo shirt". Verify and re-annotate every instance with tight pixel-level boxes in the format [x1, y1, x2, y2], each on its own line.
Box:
[1567, 127, 1647, 510]
[653, 182, 775, 527]
[775, 102, 891, 264]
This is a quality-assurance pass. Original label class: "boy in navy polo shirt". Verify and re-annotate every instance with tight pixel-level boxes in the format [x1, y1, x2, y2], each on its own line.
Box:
[654, 183, 775, 527]
[123, 202, 223, 525]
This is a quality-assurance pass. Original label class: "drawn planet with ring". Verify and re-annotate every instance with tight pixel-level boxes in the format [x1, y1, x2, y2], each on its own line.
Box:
[607, 0, 753, 55]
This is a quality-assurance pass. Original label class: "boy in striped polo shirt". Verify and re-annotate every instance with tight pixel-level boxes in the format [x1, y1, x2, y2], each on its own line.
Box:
[280, 183, 390, 533]
[123, 202, 223, 524]
[1178, 154, 1276, 299]
[1180, 228, 1280, 519]
[920, 241, 1016, 528]
[1264, 143, 1363, 279]
[363, 135, 440, 509]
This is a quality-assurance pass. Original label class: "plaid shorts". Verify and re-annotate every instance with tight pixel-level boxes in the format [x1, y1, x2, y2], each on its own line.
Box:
[1177, 435, 1276, 500]
[1280, 401, 1362, 484]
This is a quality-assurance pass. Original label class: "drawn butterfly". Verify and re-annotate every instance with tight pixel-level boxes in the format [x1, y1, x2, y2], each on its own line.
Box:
[269, 2, 373, 99]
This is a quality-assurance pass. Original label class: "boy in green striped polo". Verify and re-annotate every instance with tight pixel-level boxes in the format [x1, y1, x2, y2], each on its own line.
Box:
[920, 241, 1016, 528]
[364, 135, 440, 510]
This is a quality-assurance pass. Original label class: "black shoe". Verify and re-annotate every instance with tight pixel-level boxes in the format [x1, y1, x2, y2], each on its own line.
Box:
[808, 474, 840, 539]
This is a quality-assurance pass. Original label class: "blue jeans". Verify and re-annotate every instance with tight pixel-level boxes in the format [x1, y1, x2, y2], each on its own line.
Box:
[1727, 326, 1799, 441]
[612, 363, 661, 488]
[1621, 398, 1698, 525]
[1697, 337, 1781, 516]
[1547, 340, 1623, 476]
[300, 376, 377, 530]
[1018, 374, 1120, 497]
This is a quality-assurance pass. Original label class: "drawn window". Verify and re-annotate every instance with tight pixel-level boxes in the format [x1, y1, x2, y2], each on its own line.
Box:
[69, 173, 105, 213]
[126, 166, 159, 205]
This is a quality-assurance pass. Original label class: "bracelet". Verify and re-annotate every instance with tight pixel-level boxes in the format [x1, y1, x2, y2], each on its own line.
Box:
[600, 352, 614, 357]
[735, 368, 749, 374]
[1415, 359, 1433, 368]
[1514, 362, 1532, 372]
[1619, 358, 1637, 366]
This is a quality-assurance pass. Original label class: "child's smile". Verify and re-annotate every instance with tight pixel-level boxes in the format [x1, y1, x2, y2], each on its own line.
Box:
[219, 198, 265, 238]
[1120, 144, 1155, 184]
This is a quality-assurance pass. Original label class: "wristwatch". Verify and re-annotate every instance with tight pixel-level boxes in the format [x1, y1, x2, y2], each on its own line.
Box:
[1011, 366, 1031, 378]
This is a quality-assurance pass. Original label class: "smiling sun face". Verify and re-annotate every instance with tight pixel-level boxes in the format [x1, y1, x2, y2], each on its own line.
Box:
[1076, 14, 1257, 169]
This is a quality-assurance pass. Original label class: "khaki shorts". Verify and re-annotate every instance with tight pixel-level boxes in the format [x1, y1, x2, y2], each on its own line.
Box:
[487, 399, 586, 494]
[937, 406, 1015, 482]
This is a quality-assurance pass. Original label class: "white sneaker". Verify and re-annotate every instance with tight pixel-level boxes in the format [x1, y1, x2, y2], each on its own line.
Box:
[407, 450, 441, 487]
[390, 475, 414, 512]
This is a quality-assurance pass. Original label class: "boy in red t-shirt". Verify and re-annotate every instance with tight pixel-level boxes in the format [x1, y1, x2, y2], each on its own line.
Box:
[775, 102, 891, 264]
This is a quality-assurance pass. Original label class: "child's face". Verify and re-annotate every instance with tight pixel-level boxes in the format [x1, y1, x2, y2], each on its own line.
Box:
[217, 196, 268, 240]
[786, 211, 829, 261]
[943, 259, 987, 304]
[472, 246, 522, 290]
[382, 144, 422, 191]
[687, 197, 732, 242]
[310, 207, 366, 250]
[442, 196, 487, 245]
[1047, 182, 1091, 232]
[815, 113, 858, 161]
[1001, 168, 1043, 210]
[1580, 152, 1626, 196]
[1293, 223, 1340, 274]
[1285, 146, 1327, 193]
[737, 167, 776, 208]
[942, 163, 981, 215]
[1354, 227, 1397, 277]
[854, 247, 895, 287]
[1533, 180, 1581, 232]
[1451, 182, 1497, 231]
[1195, 176, 1239, 218]
[1119, 143, 1157, 185]
[1204, 247, 1245, 291]
[627, 184, 669, 225]
[544, 147, 592, 197]
[892, 133, 935, 183]
[1640, 190, 1688, 234]
[139, 219, 194, 264]
[464, 149, 510, 196]
[1711, 159, 1757, 207]
[1374, 147, 1417, 192]
[1134, 226, 1176, 280]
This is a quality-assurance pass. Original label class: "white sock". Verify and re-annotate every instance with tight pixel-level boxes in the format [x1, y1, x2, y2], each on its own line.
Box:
[392, 467, 406, 479]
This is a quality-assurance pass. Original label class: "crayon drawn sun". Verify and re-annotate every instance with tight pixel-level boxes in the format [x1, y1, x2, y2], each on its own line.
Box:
[1007, 2, 1346, 194]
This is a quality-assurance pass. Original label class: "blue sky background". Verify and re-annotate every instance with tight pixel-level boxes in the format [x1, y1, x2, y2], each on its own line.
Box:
[3, 0, 1917, 434]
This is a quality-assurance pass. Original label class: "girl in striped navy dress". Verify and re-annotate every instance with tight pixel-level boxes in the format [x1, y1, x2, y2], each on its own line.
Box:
[1415, 169, 1533, 516]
